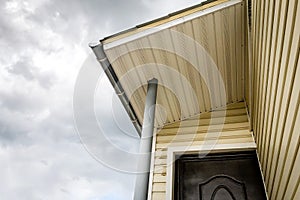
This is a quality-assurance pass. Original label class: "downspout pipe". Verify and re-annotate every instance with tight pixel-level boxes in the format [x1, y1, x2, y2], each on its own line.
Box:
[89, 41, 142, 135]
[134, 78, 158, 200]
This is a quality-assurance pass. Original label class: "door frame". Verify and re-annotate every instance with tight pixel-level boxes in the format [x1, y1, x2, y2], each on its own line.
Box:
[165, 141, 263, 200]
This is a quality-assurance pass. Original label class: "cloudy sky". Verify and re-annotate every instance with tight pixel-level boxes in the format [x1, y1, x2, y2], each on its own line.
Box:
[0, 0, 202, 199]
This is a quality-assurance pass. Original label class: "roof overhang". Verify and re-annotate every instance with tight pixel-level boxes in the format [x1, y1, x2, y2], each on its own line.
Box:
[91, 0, 247, 135]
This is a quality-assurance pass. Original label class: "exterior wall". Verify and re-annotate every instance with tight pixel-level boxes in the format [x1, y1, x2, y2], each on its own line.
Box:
[151, 102, 254, 199]
[244, 0, 251, 118]
[251, 0, 300, 199]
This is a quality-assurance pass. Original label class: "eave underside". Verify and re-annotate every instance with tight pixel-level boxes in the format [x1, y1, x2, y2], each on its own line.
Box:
[102, 0, 248, 128]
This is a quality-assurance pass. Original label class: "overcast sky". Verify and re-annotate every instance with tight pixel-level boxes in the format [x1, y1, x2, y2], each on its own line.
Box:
[0, 0, 202, 199]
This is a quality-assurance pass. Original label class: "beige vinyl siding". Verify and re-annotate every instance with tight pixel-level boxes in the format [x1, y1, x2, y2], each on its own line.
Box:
[95, 0, 300, 199]
[251, 0, 300, 199]
[104, 1, 247, 128]
[151, 102, 253, 199]
[244, 0, 251, 118]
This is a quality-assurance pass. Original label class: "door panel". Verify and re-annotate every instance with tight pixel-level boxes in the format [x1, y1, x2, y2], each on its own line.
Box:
[174, 151, 267, 200]
[199, 175, 247, 200]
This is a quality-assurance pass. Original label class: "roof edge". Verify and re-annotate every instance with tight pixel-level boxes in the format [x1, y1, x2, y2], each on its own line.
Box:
[102, 0, 242, 50]
[101, 0, 222, 43]
[89, 42, 143, 136]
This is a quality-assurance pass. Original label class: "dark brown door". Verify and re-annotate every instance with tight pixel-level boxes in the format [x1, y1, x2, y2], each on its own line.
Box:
[174, 151, 267, 200]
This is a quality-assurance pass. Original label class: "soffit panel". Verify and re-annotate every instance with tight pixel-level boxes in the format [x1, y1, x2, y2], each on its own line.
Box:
[104, 1, 246, 128]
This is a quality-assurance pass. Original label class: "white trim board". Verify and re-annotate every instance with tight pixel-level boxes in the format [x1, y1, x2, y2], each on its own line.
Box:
[147, 127, 158, 200]
[103, 0, 243, 50]
[165, 142, 257, 200]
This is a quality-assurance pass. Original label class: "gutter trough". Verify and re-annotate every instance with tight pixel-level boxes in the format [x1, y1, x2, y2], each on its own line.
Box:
[89, 42, 142, 136]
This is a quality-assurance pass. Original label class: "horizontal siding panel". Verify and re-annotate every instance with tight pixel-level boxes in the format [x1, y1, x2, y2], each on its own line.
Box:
[156, 137, 253, 149]
[153, 174, 167, 183]
[160, 115, 248, 129]
[152, 192, 166, 200]
[151, 102, 252, 199]
[152, 183, 166, 192]
[153, 165, 167, 175]
[176, 107, 247, 120]
[158, 122, 250, 135]
[157, 129, 251, 143]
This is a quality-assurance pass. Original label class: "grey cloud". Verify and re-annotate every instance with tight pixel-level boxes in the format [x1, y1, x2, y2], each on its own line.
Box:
[23, 0, 152, 51]
[0, 142, 136, 200]
[0, 108, 33, 145]
[0, 0, 204, 199]
[0, 89, 72, 147]
[6, 56, 55, 89]
[7, 57, 35, 80]
[0, 86, 47, 113]
[0, 8, 57, 62]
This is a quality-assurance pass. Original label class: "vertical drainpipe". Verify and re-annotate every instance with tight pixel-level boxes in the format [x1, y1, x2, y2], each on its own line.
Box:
[90, 41, 158, 199]
[134, 78, 158, 200]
